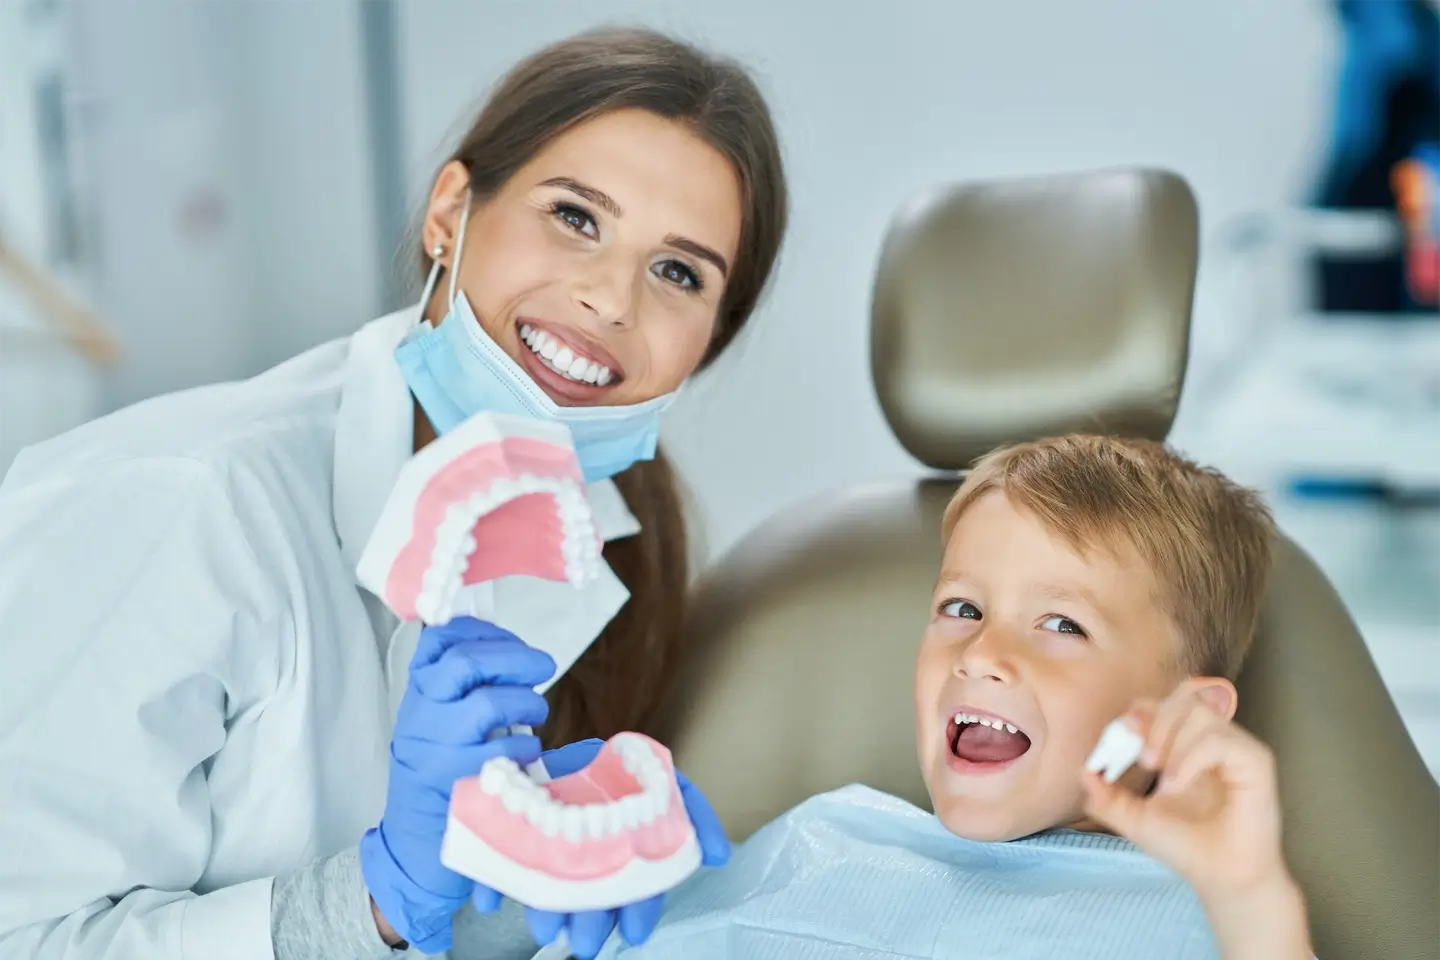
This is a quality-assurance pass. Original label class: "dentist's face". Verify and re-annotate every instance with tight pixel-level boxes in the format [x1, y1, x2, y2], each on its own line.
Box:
[423, 108, 743, 407]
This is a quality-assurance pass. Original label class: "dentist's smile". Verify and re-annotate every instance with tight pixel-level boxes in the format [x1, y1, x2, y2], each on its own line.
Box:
[515, 318, 626, 406]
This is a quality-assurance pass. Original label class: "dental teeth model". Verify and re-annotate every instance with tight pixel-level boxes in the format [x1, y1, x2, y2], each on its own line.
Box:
[356, 412, 602, 626]
[1085, 718, 1146, 784]
[441, 732, 703, 912]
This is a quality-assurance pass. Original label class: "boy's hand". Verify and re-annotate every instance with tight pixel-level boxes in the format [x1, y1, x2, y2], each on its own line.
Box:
[1081, 681, 1311, 959]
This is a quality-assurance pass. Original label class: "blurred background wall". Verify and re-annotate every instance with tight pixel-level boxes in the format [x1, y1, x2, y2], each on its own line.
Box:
[1, 0, 1436, 768]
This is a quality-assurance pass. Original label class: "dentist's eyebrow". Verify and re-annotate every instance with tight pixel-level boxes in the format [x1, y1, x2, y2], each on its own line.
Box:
[540, 177, 622, 218]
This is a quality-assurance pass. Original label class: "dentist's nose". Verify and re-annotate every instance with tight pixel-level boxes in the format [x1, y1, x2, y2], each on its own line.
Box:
[953, 626, 1019, 685]
[572, 252, 636, 329]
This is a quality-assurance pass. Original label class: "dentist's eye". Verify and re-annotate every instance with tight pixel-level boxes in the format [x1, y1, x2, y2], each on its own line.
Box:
[939, 599, 982, 621]
[1040, 615, 1087, 637]
[653, 259, 703, 292]
[551, 202, 598, 238]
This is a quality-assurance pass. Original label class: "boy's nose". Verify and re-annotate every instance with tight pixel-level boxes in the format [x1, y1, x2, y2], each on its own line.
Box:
[952, 627, 1019, 685]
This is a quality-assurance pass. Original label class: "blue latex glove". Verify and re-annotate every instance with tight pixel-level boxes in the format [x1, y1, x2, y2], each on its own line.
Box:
[471, 737, 732, 959]
[360, 617, 556, 953]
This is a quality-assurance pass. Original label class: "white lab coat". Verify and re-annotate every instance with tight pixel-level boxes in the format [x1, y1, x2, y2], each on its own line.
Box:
[0, 309, 640, 959]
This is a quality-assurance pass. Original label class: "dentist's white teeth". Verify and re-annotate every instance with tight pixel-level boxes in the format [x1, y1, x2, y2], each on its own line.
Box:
[520, 327, 615, 385]
[561, 807, 584, 842]
[583, 805, 608, 838]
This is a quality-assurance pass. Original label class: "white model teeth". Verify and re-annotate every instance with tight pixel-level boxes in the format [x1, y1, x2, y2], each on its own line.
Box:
[478, 734, 673, 840]
[520, 323, 614, 386]
[415, 474, 602, 624]
[953, 712, 1019, 734]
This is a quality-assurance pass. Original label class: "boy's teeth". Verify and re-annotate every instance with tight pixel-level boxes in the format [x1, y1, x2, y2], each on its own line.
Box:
[519, 323, 613, 386]
[953, 712, 1020, 734]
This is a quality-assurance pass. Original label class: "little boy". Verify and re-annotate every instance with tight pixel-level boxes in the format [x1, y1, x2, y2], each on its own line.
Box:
[597, 434, 1313, 959]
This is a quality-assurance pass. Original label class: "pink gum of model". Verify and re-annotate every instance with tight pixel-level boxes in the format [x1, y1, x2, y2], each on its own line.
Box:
[443, 734, 700, 909]
[384, 436, 590, 622]
[355, 411, 603, 626]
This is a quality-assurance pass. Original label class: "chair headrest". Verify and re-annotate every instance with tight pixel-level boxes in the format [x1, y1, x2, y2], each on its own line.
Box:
[871, 168, 1199, 469]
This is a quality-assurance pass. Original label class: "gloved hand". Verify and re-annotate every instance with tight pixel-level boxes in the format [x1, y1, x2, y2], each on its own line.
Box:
[471, 737, 733, 960]
[360, 617, 556, 953]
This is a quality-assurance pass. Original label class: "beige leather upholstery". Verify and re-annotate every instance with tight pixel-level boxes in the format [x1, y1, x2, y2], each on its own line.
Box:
[660, 169, 1439, 959]
[872, 168, 1197, 468]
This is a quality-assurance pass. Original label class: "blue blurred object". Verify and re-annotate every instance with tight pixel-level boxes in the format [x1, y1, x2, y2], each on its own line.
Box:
[1310, 0, 1440, 313]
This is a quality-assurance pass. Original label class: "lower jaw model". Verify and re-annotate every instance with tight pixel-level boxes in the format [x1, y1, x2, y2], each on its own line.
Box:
[356, 411, 602, 625]
[441, 732, 703, 912]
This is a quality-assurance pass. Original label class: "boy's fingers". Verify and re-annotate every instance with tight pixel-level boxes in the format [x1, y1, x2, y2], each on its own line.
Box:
[1157, 702, 1228, 779]
[1157, 727, 1229, 797]
[1082, 770, 1148, 839]
[1140, 682, 1210, 768]
[1164, 723, 1274, 797]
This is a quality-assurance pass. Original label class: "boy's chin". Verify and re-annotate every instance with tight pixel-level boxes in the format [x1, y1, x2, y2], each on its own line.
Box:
[931, 792, 1065, 843]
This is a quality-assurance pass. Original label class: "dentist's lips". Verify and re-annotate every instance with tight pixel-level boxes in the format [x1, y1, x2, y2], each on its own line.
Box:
[514, 318, 624, 406]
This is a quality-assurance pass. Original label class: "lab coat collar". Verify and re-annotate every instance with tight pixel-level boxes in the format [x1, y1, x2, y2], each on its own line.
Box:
[331, 308, 642, 581]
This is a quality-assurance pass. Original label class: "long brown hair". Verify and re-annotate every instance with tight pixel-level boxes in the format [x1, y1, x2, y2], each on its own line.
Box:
[420, 28, 788, 748]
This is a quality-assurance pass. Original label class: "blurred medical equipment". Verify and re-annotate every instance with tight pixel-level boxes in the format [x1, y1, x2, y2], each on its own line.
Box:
[654, 169, 1438, 960]
[1184, 207, 1440, 503]
[1310, 0, 1439, 313]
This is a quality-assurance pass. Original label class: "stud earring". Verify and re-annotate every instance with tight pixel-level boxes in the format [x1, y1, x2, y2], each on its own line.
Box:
[431, 244, 444, 259]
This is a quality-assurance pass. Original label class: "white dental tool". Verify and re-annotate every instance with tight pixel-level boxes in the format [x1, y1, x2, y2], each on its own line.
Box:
[1084, 718, 1146, 784]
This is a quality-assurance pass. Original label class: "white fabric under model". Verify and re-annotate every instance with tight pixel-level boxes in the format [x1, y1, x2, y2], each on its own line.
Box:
[416, 472, 600, 624]
[476, 733, 673, 841]
[1085, 719, 1145, 784]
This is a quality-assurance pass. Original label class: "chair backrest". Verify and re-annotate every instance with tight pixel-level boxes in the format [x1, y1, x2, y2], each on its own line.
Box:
[659, 169, 1439, 960]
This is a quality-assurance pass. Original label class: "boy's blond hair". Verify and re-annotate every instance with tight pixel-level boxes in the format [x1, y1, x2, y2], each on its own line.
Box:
[941, 435, 1275, 680]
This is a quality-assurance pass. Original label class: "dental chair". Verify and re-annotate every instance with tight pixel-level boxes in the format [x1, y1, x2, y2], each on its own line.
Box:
[658, 169, 1440, 959]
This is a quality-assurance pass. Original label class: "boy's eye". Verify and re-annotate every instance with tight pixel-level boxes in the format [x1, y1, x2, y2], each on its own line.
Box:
[940, 600, 982, 620]
[1040, 615, 1087, 637]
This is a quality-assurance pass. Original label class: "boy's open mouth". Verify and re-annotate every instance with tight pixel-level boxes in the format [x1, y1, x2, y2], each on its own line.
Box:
[947, 711, 1033, 767]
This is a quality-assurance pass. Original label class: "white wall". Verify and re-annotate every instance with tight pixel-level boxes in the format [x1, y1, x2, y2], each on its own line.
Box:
[60, 0, 377, 410]
[394, 0, 1336, 561]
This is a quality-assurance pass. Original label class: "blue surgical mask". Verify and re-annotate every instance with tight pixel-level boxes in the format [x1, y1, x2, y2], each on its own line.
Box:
[394, 193, 678, 483]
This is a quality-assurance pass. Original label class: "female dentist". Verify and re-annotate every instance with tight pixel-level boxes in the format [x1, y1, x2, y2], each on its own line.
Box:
[0, 28, 786, 960]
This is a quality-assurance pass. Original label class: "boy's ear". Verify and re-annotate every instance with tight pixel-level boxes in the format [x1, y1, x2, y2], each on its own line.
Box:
[1192, 677, 1238, 721]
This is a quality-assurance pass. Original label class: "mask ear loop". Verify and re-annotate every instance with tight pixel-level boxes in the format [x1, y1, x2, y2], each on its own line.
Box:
[447, 191, 472, 308]
[415, 190, 473, 329]
[416, 248, 444, 330]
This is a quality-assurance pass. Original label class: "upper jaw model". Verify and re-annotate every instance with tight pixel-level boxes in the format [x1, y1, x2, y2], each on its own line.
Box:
[357, 411, 603, 626]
